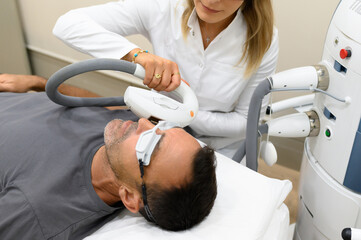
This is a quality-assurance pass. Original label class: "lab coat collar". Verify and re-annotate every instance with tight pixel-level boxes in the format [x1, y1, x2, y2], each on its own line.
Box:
[187, 7, 198, 30]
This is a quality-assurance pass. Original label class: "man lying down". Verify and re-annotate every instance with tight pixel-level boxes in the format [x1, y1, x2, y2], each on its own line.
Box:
[0, 74, 217, 239]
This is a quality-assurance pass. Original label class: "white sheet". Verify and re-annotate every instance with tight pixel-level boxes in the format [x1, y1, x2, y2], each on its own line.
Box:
[85, 152, 292, 240]
[262, 204, 290, 240]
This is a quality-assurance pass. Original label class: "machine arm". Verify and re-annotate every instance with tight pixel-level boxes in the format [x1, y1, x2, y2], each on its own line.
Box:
[241, 65, 329, 171]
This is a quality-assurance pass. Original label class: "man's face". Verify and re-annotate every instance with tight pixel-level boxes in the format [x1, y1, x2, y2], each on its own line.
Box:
[104, 118, 200, 189]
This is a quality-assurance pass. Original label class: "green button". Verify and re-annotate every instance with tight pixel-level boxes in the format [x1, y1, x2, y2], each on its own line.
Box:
[325, 129, 331, 137]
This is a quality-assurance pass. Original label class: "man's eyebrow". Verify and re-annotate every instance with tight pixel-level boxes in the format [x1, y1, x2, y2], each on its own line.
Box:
[152, 132, 166, 157]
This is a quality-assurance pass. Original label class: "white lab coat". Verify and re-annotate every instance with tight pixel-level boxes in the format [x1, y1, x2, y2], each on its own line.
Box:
[53, 0, 279, 157]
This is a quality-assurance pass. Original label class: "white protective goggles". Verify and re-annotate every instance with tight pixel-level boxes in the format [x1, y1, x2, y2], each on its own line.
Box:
[135, 121, 179, 166]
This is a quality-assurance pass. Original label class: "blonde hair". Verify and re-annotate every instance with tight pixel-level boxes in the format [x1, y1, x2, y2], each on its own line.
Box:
[181, 0, 274, 78]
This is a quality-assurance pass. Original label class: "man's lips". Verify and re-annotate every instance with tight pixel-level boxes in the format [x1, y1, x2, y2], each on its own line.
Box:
[119, 120, 133, 135]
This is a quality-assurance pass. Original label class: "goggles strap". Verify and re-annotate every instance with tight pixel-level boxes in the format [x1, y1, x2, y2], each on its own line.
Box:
[138, 159, 145, 177]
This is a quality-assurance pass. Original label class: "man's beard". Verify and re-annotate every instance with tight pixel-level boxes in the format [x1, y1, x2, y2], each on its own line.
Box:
[103, 119, 138, 180]
[104, 119, 138, 146]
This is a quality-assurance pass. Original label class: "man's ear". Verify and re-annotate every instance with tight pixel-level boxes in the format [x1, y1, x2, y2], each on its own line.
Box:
[118, 185, 142, 213]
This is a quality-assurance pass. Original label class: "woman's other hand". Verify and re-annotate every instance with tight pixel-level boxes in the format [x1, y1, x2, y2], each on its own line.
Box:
[0, 74, 46, 93]
[123, 49, 181, 92]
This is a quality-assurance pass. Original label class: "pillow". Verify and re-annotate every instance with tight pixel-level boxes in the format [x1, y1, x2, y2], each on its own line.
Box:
[85, 152, 292, 240]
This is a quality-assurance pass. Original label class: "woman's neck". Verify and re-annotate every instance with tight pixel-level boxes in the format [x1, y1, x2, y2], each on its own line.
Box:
[198, 12, 237, 49]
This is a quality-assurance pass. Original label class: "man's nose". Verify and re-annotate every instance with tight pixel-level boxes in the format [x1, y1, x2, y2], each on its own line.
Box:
[137, 118, 155, 133]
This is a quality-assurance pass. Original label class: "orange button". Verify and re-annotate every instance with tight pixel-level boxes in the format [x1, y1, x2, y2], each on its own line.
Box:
[190, 111, 194, 117]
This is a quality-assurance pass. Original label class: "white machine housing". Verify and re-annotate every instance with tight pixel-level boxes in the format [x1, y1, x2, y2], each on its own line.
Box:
[285, 0, 361, 239]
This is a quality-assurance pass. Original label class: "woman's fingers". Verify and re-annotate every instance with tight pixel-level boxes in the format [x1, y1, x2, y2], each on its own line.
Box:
[134, 52, 181, 92]
[142, 59, 156, 86]
[154, 67, 171, 91]
[147, 64, 164, 89]
[164, 73, 181, 92]
[163, 64, 181, 92]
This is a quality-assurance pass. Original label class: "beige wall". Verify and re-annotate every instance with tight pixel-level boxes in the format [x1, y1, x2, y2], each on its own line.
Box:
[16, 0, 154, 95]
[0, 1, 30, 74]
[274, 0, 340, 71]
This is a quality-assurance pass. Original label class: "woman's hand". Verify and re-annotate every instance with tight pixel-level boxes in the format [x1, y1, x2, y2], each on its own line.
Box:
[0, 74, 46, 93]
[124, 49, 181, 92]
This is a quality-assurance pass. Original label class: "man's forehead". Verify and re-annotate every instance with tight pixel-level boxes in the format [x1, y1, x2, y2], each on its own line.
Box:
[152, 126, 182, 154]
[151, 127, 197, 162]
[150, 127, 182, 161]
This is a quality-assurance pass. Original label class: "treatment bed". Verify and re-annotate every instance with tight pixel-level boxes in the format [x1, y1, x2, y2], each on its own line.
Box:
[85, 152, 292, 240]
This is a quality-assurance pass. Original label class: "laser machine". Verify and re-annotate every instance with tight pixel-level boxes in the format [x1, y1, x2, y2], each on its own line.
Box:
[235, 0, 361, 239]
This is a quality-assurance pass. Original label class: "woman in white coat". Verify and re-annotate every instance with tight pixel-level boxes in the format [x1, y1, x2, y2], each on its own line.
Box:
[53, 0, 279, 157]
